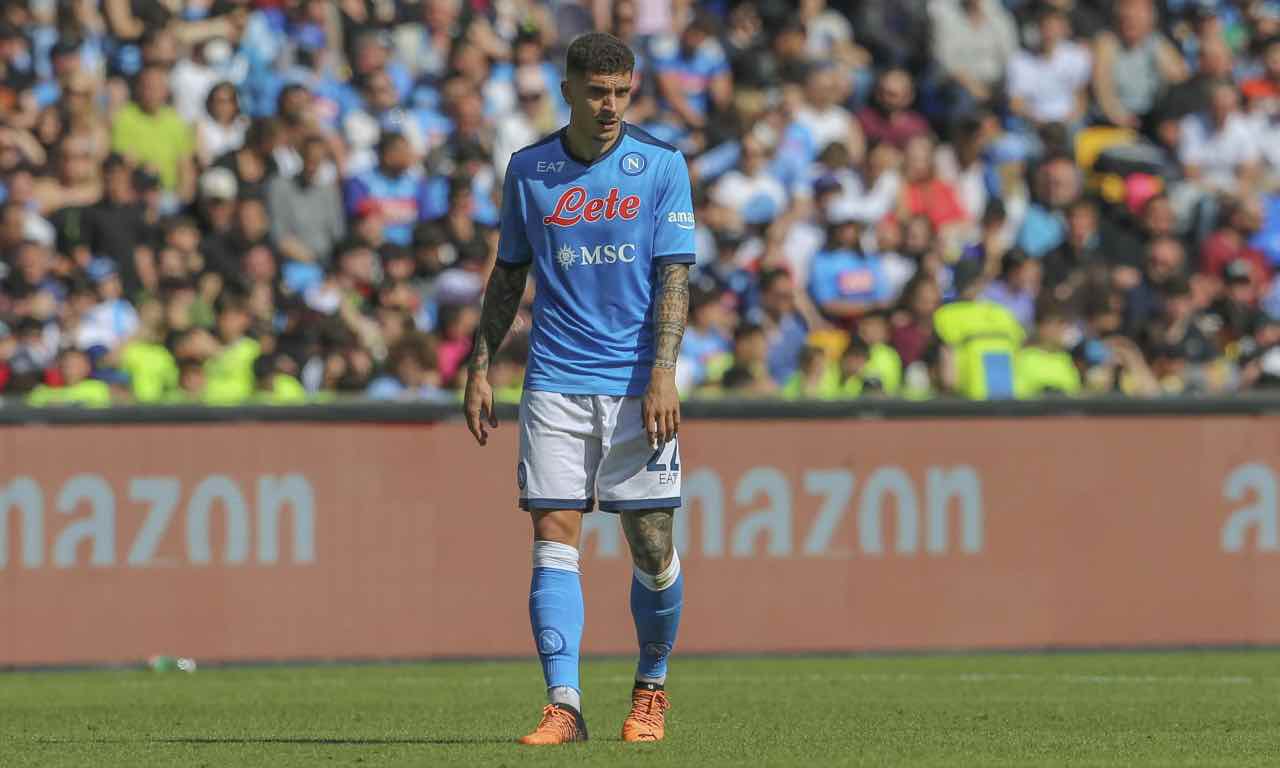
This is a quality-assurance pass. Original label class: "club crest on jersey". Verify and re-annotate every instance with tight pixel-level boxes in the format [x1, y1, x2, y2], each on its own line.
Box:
[543, 186, 641, 227]
[620, 152, 646, 175]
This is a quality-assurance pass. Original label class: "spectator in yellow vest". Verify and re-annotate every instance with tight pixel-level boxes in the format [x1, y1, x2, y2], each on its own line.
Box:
[1016, 302, 1082, 398]
[27, 347, 111, 407]
[203, 295, 261, 405]
[933, 259, 1025, 399]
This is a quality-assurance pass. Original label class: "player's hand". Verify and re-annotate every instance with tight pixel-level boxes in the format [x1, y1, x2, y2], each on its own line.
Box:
[463, 371, 498, 446]
[643, 368, 680, 448]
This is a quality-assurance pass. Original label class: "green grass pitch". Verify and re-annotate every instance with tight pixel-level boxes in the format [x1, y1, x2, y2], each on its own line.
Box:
[5, 652, 1280, 766]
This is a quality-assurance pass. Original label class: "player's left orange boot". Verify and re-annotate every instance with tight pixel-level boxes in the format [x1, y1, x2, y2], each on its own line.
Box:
[621, 683, 670, 742]
[518, 703, 588, 745]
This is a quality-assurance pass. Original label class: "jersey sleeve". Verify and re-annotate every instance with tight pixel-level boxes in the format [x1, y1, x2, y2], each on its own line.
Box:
[652, 151, 696, 264]
[496, 166, 534, 266]
[344, 176, 370, 218]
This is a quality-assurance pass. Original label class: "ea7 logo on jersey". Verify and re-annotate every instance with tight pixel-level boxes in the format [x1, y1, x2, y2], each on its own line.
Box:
[543, 186, 641, 227]
[536, 160, 566, 173]
[556, 243, 637, 268]
[667, 211, 695, 229]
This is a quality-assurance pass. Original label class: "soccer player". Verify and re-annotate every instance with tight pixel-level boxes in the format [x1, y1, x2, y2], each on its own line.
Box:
[462, 32, 693, 745]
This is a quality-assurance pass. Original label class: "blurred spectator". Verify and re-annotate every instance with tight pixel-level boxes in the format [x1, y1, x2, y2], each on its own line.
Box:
[795, 64, 864, 167]
[118, 298, 176, 403]
[1178, 82, 1261, 194]
[723, 322, 777, 396]
[857, 69, 930, 151]
[1161, 34, 1235, 121]
[267, 134, 345, 269]
[1015, 302, 1082, 398]
[678, 282, 733, 393]
[898, 134, 970, 254]
[982, 250, 1042, 329]
[110, 65, 195, 199]
[1043, 199, 1108, 303]
[1092, 0, 1188, 129]
[344, 132, 429, 247]
[1016, 153, 1081, 258]
[366, 331, 446, 401]
[783, 344, 840, 400]
[933, 260, 1024, 399]
[928, 0, 1018, 119]
[808, 207, 892, 325]
[203, 293, 260, 405]
[1007, 8, 1092, 129]
[891, 275, 943, 369]
[493, 66, 559, 179]
[251, 353, 308, 405]
[844, 310, 903, 396]
[855, 0, 932, 74]
[75, 258, 138, 353]
[652, 12, 732, 133]
[710, 133, 786, 227]
[26, 346, 109, 407]
[1199, 197, 1270, 292]
[196, 81, 248, 166]
[1238, 315, 1280, 389]
[751, 268, 810, 385]
[1126, 235, 1192, 337]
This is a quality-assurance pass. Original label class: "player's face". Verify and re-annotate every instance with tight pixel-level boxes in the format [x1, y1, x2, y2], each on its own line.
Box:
[564, 70, 632, 144]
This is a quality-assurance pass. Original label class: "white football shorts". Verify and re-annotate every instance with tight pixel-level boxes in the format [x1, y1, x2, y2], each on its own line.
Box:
[517, 390, 683, 513]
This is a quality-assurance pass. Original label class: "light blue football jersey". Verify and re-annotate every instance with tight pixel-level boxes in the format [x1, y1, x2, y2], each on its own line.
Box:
[497, 123, 696, 396]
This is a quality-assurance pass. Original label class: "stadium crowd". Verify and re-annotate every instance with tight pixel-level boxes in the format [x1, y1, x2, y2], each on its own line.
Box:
[1, 0, 1280, 405]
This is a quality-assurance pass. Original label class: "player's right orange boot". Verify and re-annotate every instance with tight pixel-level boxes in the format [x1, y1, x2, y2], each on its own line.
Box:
[621, 684, 670, 742]
[517, 703, 589, 745]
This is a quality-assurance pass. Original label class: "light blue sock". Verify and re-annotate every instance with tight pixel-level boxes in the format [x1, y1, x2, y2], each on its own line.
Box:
[529, 541, 583, 710]
[630, 549, 683, 684]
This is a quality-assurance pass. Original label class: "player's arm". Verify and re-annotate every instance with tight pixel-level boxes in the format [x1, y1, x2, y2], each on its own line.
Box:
[463, 262, 529, 446]
[644, 262, 689, 447]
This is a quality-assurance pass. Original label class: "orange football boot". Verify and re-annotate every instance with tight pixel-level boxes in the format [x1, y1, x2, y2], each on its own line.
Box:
[518, 703, 588, 745]
[621, 685, 670, 742]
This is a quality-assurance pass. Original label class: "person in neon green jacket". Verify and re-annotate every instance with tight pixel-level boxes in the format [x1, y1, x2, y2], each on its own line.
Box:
[842, 311, 903, 396]
[27, 348, 112, 407]
[162, 357, 207, 404]
[250, 354, 310, 404]
[782, 345, 842, 399]
[933, 260, 1024, 400]
[119, 300, 178, 402]
[839, 336, 905, 397]
[203, 297, 261, 405]
[1016, 302, 1082, 398]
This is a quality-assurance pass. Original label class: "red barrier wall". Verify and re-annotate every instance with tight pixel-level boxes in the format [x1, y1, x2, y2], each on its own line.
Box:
[2, 417, 1279, 666]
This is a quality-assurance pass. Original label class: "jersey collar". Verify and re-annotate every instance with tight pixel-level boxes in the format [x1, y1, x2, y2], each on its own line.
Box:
[558, 122, 629, 167]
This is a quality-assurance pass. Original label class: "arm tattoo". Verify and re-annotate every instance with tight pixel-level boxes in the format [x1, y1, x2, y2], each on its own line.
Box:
[652, 263, 689, 370]
[468, 263, 529, 373]
[621, 509, 675, 574]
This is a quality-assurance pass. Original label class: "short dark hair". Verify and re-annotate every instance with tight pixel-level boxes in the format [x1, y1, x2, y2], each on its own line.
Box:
[377, 131, 408, 156]
[565, 32, 634, 78]
[733, 322, 764, 345]
[758, 268, 792, 295]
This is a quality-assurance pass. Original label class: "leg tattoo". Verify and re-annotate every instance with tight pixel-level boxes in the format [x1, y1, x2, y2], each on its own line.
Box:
[621, 509, 675, 575]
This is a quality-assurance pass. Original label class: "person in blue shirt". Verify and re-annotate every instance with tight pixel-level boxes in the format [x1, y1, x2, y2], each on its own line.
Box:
[651, 12, 732, 131]
[749, 268, 811, 384]
[462, 32, 692, 747]
[807, 208, 893, 326]
[678, 281, 734, 391]
[343, 133, 431, 247]
[1016, 153, 1080, 258]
